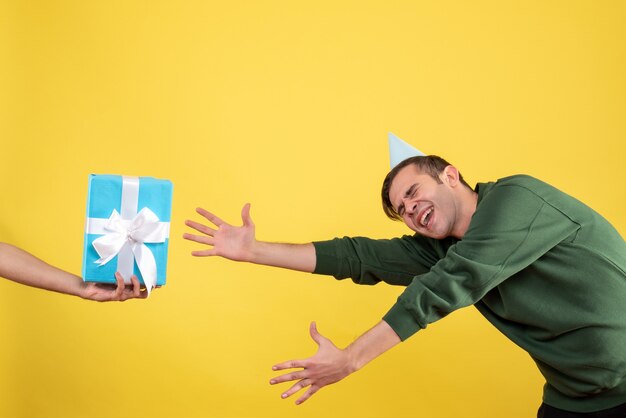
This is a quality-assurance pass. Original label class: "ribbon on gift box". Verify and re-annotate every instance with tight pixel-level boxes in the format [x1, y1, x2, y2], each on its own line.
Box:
[85, 176, 170, 295]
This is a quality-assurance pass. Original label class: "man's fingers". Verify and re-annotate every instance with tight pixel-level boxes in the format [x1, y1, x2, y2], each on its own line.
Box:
[270, 370, 307, 385]
[191, 249, 217, 257]
[280, 379, 311, 399]
[182, 233, 215, 246]
[309, 321, 322, 344]
[184, 220, 216, 236]
[196, 207, 225, 226]
[295, 386, 319, 405]
[272, 359, 306, 372]
[241, 203, 253, 227]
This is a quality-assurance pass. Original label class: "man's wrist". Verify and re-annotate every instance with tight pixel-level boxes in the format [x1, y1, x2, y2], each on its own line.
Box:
[344, 344, 365, 373]
[345, 321, 402, 373]
[246, 240, 265, 264]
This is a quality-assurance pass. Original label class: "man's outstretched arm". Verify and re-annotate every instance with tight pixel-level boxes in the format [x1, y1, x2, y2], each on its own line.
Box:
[270, 320, 402, 405]
[183, 203, 316, 272]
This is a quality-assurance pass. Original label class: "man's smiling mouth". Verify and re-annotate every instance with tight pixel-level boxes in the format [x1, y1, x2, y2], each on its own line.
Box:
[419, 207, 434, 227]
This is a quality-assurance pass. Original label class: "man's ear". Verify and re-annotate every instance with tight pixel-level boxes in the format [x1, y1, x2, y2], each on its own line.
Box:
[442, 165, 460, 187]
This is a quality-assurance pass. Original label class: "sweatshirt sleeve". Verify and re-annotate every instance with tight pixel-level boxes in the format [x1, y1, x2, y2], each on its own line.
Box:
[312, 234, 445, 286]
[384, 183, 581, 340]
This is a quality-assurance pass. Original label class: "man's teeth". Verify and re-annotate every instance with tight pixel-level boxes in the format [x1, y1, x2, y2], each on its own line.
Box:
[420, 208, 433, 226]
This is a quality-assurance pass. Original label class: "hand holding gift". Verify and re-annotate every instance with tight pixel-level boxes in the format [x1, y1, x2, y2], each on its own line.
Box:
[80, 272, 148, 301]
[0, 242, 148, 301]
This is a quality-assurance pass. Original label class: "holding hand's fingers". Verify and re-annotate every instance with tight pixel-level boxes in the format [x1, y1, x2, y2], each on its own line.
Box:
[129, 274, 145, 299]
[82, 274, 149, 302]
[120, 274, 148, 300]
[113, 272, 125, 299]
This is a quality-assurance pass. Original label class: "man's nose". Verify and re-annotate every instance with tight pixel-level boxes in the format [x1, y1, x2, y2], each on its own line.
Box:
[403, 198, 417, 214]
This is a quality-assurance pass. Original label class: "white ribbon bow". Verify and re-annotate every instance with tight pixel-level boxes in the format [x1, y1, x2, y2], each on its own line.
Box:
[92, 207, 169, 294]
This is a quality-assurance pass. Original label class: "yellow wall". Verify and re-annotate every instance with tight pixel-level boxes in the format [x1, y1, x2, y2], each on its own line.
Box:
[1, 1, 624, 417]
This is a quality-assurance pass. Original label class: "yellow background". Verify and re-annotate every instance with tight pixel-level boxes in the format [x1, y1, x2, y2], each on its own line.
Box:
[1, 1, 625, 417]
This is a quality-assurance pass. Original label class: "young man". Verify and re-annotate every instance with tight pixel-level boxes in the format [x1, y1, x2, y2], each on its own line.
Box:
[0, 242, 148, 301]
[183, 155, 626, 417]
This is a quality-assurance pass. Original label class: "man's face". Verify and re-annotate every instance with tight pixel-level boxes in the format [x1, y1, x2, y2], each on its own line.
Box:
[388, 164, 459, 239]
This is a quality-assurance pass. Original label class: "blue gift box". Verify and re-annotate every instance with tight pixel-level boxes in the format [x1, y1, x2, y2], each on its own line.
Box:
[82, 174, 173, 287]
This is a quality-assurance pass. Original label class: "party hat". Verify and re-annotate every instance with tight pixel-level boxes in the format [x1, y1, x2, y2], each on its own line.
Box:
[388, 132, 425, 168]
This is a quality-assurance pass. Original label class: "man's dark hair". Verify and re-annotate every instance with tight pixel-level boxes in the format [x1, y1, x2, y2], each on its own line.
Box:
[381, 155, 472, 221]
